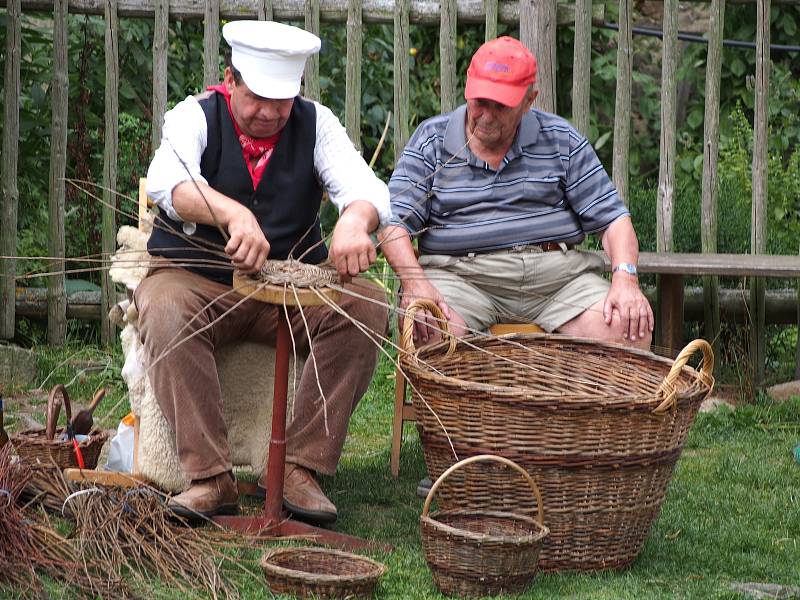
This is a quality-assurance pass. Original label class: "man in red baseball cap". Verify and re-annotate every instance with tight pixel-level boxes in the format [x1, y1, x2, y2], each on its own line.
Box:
[383, 35, 652, 349]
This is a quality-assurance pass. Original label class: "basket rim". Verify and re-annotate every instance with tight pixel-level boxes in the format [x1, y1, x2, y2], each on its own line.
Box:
[421, 509, 549, 545]
[11, 426, 109, 446]
[260, 547, 388, 584]
[402, 333, 710, 406]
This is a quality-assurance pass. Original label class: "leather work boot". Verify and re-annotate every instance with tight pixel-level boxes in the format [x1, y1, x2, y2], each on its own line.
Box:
[281, 463, 338, 525]
[168, 471, 239, 520]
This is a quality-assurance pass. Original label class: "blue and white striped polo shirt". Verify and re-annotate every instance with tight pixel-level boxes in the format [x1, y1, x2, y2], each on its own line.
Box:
[389, 105, 629, 255]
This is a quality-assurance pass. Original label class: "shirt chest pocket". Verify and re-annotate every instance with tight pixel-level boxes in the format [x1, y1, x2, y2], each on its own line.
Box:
[522, 172, 565, 209]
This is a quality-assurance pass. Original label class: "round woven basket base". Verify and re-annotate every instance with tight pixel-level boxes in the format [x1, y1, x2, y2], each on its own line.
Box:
[432, 571, 535, 598]
[260, 547, 387, 599]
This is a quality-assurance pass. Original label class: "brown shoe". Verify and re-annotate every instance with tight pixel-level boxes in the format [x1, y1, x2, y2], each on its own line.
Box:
[281, 464, 337, 524]
[168, 471, 239, 519]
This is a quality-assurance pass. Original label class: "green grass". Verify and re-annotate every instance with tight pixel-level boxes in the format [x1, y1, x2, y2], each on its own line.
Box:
[4, 345, 800, 599]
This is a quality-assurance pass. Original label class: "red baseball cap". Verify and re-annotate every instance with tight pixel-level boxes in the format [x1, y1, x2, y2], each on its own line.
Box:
[464, 36, 537, 107]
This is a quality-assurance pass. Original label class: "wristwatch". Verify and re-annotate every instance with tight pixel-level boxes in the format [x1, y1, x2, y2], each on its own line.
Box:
[612, 262, 638, 276]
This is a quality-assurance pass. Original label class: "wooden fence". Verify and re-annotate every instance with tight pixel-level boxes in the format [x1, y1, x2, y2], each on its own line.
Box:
[0, 0, 797, 383]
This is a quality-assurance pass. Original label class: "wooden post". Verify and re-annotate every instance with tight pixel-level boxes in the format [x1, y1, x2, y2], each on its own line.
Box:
[151, 0, 168, 148]
[612, 0, 632, 204]
[655, 0, 679, 356]
[439, 0, 458, 113]
[521, 0, 556, 113]
[701, 0, 725, 355]
[751, 0, 770, 385]
[304, 0, 321, 101]
[484, 0, 498, 41]
[345, 0, 363, 149]
[393, 0, 410, 164]
[656, 0, 678, 254]
[660, 274, 685, 357]
[1, 0, 21, 340]
[203, 0, 220, 89]
[101, 0, 119, 346]
[47, 0, 69, 346]
[257, 0, 273, 19]
[571, 0, 591, 137]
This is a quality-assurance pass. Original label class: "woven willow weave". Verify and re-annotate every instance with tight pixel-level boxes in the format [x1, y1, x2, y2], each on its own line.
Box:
[402, 300, 714, 572]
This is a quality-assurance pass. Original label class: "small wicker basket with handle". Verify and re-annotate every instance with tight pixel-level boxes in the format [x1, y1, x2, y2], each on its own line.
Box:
[11, 384, 108, 470]
[420, 454, 549, 598]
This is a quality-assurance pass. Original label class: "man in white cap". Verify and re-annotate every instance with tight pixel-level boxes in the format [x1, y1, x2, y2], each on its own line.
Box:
[138, 21, 391, 523]
[382, 35, 653, 347]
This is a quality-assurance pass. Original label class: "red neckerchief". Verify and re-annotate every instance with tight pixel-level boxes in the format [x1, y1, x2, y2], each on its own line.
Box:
[207, 83, 281, 190]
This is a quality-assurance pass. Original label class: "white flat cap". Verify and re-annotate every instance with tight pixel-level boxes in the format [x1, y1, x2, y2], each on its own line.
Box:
[222, 21, 321, 99]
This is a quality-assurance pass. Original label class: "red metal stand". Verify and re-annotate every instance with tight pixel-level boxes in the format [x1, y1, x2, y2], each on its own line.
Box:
[213, 310, 391, 553]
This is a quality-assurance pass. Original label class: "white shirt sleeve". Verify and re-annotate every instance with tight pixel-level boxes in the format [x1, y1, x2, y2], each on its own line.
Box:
[145, 96, 209, 235]
[312, 102, 392, 226]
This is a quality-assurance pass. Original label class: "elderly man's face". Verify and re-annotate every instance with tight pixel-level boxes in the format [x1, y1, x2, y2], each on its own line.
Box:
[465, 90, 536, 152]
[224, 67, 294, 138]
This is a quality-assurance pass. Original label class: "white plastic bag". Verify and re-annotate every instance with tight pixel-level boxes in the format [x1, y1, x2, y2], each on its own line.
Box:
[105, 412, 135, 473]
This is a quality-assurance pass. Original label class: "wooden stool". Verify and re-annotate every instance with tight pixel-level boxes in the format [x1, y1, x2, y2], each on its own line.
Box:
[390, 322, 544, 477]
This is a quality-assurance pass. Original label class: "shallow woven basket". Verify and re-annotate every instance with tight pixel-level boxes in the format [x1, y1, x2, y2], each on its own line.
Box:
[420, 454, 549, 598]
[260, 547, 387, 599]
[11, 385, 108, 470]
[401, 300, 715, 573]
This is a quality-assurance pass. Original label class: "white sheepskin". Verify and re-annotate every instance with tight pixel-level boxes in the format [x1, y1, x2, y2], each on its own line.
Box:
[112, 221, 300, 492]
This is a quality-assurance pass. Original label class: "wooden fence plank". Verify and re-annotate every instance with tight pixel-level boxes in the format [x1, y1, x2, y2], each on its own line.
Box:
[1, 0, 21, 340]
[656, 0, 678, 253]
[571, 0, 591, 136]
[345, 0, 362, 148]
[203, 0, 220, 88]
[484, 0, 497, 40]
[257, 0, 272, 18]
[6, 0, 603, 23]
[612, 0, 631, 204]
[101, 0, 120, 345]
[304, 0, 321, 100]
[152, 0, 168, 147]
[393, 0, 410, 164]
[751, 0, 770, 384]
[521, 0, 556, 113]
[439, 0, 457, 113]
[47, 0, 69, 345]
[700, 0, 724, 355]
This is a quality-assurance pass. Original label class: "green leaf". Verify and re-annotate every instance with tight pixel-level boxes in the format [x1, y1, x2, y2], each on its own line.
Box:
[686, 109, 704, 130]
[594, 130, 611, 150]
[730, 58, 746, 77]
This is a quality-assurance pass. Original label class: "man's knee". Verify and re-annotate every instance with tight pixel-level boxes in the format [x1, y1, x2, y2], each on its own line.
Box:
[557, 305, 653, 350]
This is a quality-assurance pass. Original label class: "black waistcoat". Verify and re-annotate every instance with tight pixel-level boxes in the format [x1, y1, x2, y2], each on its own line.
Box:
[147, 92, 326, 284]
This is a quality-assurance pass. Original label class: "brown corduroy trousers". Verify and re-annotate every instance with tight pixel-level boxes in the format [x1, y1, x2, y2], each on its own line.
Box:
[134, 266, 388, 481]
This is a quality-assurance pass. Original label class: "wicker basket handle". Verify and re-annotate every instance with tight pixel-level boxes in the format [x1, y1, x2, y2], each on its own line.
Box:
[45, 385, 72, 440]
[422, 454, 545, 527]
[401, 299, 457, 357]
[654, 339, 715, 414]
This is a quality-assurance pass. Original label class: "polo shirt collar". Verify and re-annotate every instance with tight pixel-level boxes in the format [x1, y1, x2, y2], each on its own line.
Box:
[443, 104, 542, 160]
[443, 105, 470, 159]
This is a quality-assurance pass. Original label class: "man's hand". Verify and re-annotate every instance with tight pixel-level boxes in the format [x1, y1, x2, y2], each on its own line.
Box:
[172, 180, 270, 275]
[603, 273, 654, 342]
[329, 201, 379, 279]
[224, 204, 271, 274]
[399, 276, 469, 344]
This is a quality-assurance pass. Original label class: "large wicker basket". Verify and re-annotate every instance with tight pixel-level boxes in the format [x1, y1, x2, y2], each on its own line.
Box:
[11, 385, 108, 470]
[420, 454, 549, 597]
[401, 300, 715, 572]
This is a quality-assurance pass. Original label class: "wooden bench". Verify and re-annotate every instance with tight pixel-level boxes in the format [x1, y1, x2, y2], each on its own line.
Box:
[613, 252, 800, 361]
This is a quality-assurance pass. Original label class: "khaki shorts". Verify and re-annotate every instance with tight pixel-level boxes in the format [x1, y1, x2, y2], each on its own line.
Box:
[418, 247, 609, 333]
